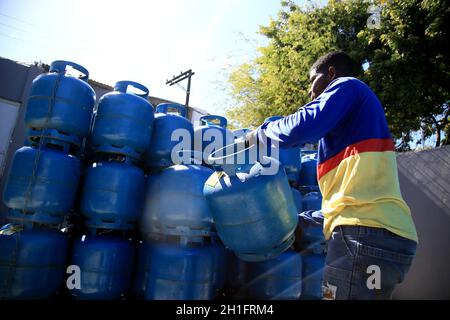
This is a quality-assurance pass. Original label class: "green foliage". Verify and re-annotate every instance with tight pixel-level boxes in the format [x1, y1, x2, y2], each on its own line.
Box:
[226, 0, 449, 148]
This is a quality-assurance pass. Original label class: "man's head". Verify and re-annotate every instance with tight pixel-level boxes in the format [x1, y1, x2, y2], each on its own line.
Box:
[308, 51, 355, 100]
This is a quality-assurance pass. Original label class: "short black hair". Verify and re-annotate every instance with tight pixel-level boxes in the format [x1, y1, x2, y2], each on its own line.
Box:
[311, 51, 355, 77]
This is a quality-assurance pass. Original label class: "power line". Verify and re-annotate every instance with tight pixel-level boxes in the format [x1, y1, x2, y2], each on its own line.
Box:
[0, 12, 80, 43]
[0, 31, 38, 45]
[0, 12, 39, 28]
[0, 21, 93, 55]
[175, 82, 186, 92]
[0, 21, 46, 39]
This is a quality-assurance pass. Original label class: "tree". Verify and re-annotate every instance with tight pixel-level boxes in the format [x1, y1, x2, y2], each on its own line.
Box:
[226, 0, 450, 149]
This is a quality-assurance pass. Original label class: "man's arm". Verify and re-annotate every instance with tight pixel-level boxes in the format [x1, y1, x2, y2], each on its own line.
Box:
[247, 78, 361, 148]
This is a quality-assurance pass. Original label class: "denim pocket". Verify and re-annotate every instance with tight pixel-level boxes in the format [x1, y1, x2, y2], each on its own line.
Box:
[324, 264, 352, 282]
[342, 235, 358, 257]
[322, 265, 352, 300]
[353, 242, 416, 294]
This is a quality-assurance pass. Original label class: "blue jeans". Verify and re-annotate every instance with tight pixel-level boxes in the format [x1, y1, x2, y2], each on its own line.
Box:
[323, 225, 417, 300]
[297, 211, 417, 300]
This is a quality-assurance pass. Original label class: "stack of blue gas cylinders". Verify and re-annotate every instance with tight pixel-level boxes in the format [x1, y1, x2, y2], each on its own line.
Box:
[295, 151, 326, 300]
[0, 61, 96, 299]
[70, 80, 154, 300]
[1, 62, 327, 300]
[135, 113, 232, 300]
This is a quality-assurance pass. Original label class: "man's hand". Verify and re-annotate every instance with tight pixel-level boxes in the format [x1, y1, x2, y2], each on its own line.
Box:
[234, 130, 258, 148]
[244, 130, 258, 148]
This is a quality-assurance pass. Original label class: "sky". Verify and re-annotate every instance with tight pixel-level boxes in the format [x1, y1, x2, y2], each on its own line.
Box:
[0, 0, 290, 116]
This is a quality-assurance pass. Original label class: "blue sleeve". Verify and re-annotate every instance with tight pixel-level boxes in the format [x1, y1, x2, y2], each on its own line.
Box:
[256, 78, 361, 148]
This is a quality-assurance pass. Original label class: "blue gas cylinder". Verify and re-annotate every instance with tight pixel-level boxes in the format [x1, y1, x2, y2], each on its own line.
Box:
[264, 116, 302, 183]
[133, 242, 215, 300]
[298, 152, 318, 186]
[299, 227, 325, 252]
[0, 223, 68, 299]
[140, 161, 214, 237]
[145, 103, 194, 169]
[248, 249, 302, 300]
[209, 239, 227, 295]
[301, 253, 325, 299]
[90, 81, 154, 159]
[79, 160, 145, 230]
[291, 187, 303, 212]
[300, 192, 324, 251]
[224, 249, 248, 298]
[194, 115, 234, 166]
[204, 146, 298, 262]
[69, 234, 135, 300]
[2, 146, 81, 225]
[302, 191, 322, 211]
[25, 60, 96, 148]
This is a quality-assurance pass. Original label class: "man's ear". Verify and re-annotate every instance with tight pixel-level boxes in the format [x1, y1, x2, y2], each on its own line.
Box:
[328, 66, 337, 81]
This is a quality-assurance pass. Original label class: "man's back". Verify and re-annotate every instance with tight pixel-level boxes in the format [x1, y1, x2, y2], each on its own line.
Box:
[315, 77, 418, 242]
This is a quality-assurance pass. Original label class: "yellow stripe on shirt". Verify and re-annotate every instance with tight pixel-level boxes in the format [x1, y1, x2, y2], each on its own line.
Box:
[319, 150, 418, 242]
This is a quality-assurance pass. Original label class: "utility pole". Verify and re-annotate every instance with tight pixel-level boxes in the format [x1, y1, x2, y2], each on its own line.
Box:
[166, 69, 195, 107]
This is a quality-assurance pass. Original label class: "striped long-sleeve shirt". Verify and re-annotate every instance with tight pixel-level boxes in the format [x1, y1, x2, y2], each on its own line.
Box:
[255, 77, 418, 242]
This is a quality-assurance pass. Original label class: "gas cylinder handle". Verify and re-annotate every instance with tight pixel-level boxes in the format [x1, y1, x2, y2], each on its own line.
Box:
[114, 81, 149, 98]
[233, 128, 250, 139]
[200, 115, 227, 128]
[208, 142, 255, 176]
[50, 60, 89, 81]
[156, 103, 187, 118]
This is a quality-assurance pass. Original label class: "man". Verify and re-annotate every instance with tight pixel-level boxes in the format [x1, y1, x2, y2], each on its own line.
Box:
[244, 51, 418, 300]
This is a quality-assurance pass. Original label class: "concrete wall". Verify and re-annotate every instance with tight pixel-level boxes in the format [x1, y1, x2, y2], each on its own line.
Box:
[393, 146, 450, 300]
[0, 60, 42, 224]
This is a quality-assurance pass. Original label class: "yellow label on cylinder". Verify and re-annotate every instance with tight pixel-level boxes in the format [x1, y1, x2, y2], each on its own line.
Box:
[205, 171, 225, 188]
[0, 224, 24, 236]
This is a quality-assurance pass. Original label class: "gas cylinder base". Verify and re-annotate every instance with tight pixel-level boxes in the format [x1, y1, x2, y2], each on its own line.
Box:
[145, 157, 176, 171]
[235, 233, 296, 262]
[143, 232, 209, 247]
[7, 209, 66, 226]
[84, 217, 135, 231]
[92, 143, 141, 161]
[91, 152, 141, 167]
[159, 225, 212, 238]
[27, 128, 81, 150]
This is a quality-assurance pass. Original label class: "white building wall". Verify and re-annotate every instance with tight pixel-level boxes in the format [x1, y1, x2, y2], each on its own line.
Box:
[0, 98, 20, 179]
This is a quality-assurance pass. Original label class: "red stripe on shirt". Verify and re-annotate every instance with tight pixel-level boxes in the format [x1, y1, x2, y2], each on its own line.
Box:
[317, 138, 395, 180]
